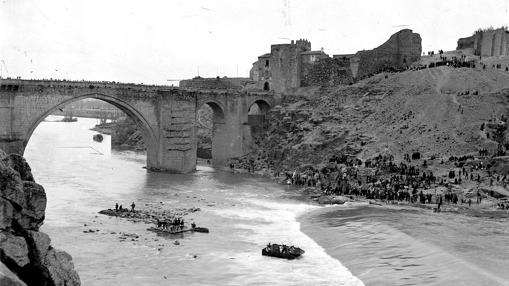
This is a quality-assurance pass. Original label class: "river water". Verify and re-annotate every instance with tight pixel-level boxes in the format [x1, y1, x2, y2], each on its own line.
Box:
[24, 116, 508, 286]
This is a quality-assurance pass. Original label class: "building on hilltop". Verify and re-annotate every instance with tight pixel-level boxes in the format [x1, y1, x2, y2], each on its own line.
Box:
[457, 27, 509, 57]
[250, 39, 314, 93]
[250, 29, 422, 92]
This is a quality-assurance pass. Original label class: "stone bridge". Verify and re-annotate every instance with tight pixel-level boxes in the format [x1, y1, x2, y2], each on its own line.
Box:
[0, 79, 277, 173]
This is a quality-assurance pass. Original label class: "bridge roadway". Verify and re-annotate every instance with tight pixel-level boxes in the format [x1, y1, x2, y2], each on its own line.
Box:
[0, 78, 276, 173]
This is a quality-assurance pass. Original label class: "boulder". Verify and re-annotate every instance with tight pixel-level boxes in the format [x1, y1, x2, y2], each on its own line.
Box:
[43, 249, 81, 286]
[0, 198, 14, 230]
[0, 261, 26, 286]
[25, 231, 51, 263]
[0, 165, 24, 209]
[0, 153, 80, 285]
[0, 233, 29, 268]
[19, 182, 46, 230]
[2, 155, 34, 182]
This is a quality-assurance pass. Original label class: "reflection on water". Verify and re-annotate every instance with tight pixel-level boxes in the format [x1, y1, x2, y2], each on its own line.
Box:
[24, 116, 363, 286]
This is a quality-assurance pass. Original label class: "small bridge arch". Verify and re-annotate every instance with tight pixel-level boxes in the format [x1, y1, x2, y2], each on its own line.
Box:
[248, 98, 272, 133]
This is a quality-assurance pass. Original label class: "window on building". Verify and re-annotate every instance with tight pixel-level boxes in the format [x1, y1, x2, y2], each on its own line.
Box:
[263, 82, 270, 91]
[265, 60, 269, 67]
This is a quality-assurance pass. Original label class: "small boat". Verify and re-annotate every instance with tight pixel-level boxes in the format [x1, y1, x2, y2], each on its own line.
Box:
[93, 134, 104, 142]
[262, 243, 305, 260]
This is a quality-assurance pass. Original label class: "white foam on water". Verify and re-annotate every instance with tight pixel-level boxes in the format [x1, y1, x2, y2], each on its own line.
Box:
[213, 198, 365, 286]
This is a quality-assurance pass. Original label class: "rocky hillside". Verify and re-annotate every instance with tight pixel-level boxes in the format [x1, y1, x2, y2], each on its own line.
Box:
[232, 60, 509, 173]
[0, 150, 80, 285]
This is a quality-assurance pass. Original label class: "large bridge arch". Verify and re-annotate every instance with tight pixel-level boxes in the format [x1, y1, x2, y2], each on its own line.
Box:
[21, 92, 160, 171]
[24, 93, 158, 149]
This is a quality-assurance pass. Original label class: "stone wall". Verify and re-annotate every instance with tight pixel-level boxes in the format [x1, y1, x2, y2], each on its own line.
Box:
[301, 58, 354, 87]
[0, 151, 80, 285]
[457, 36, 476, 50]
[179, 77, 254, 90]
[355, 29, 422, 79]
[269, 44, 302, 93]
[456, 28, 509, 57]
[255, 54, 272, 91]
[251, 40, 311, 92]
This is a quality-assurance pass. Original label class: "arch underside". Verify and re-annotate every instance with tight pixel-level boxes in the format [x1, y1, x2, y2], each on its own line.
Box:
[203, 101, 225, 124]
[196, 101, 226, 163]
[248, 99, 271, 115]
[23, 93, 157, 152]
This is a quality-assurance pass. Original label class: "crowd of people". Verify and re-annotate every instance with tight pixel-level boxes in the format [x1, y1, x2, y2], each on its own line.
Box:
[274, 152, 508, 211]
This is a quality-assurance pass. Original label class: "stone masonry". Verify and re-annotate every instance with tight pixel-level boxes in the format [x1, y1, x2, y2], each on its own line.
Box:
[0, 79, 275, 173]
[250, 29, 422, 92]
[457, 27, 509, 57]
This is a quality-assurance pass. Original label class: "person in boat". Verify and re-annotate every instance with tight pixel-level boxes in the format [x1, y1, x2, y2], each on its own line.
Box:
[119, 204, 123, 211]
[191, 222, 196, 229]
[115, 203, 118, 212]
[131, 202, 135, 212]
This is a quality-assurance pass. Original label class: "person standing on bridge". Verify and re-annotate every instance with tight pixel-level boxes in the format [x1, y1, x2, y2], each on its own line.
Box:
[131, 202, 136, 212]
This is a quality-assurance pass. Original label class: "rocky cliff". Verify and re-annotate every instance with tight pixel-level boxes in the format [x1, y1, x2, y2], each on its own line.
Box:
[355, 29, 422, 78]
[0, 150, 80, 286]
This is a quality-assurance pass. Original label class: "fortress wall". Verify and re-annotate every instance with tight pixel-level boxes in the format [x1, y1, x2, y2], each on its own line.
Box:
[355, 29, 421, 78]
[457, 35, 476, 50]
[458, 28, 509, 57]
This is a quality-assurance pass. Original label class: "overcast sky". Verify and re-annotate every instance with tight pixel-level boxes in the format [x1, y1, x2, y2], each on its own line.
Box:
[1, 0, 508, 85]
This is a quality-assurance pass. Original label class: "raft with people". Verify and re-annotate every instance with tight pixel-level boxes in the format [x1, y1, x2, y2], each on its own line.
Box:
[262, 243, 305, 260]
[147, 219, 209, 235]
